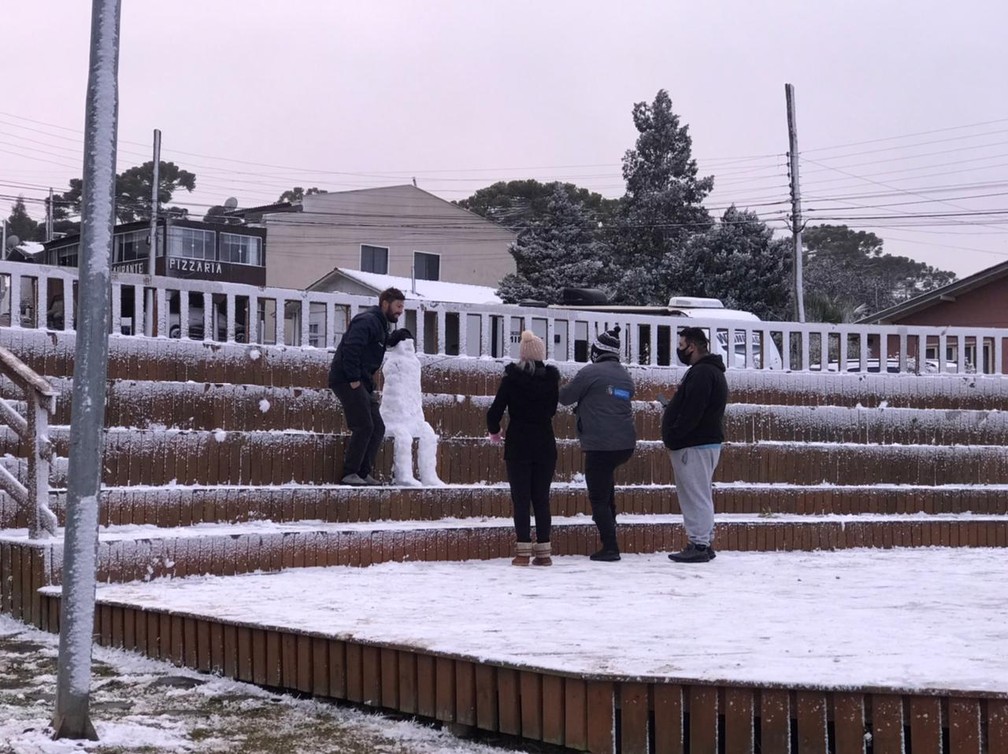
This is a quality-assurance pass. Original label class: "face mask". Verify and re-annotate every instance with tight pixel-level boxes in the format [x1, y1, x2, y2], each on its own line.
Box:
[676, 347, 692, 365]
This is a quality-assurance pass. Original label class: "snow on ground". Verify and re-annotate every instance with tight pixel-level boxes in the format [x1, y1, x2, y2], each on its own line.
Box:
[92, 548, 1008, 694]
[0, 615, 525, 754]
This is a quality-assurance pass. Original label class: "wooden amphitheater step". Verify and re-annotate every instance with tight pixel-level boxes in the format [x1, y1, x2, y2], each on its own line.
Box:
[16, 430, 1007, 488]
[5, 434, 1008, 490]
[4, 483, 1005, 530]
[22, 377, 1008, 446]
[25, 582, 1008, 754]
[6, 513, 1006, 587]
[4, 327, 1005, 411]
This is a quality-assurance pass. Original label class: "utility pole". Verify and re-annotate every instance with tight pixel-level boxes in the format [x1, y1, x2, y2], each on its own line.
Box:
[52, 0, 122, 741]
[46, 188, 54, 241]
[145, 129, 161, 336]
[785, 83, 806, 323]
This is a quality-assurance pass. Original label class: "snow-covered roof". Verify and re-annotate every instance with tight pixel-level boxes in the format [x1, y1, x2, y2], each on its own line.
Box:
[13, 241, 45, 257]
[859, 258, 1008, 325]
[669, 306, 761, 321]
[311, 267, 503, 305]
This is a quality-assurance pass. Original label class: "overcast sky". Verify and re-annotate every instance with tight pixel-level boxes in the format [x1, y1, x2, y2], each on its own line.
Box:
[2, 1, 1006, 278]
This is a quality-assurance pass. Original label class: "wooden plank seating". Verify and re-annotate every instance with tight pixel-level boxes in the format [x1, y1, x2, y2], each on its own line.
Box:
[6, 483, 1008, 531]
[2, 327, 1008, 753]
[5, 515, 1007, 590]
[13, 377, 1008, 447]
[6, 430, 1008, 489]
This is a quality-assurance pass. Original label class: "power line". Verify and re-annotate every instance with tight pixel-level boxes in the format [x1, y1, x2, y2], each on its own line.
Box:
[804, 117, 1008, 154]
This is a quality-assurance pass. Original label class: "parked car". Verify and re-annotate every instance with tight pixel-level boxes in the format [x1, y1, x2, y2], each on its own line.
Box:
[168, 295, 246, 342]
[826, 358, 965, 374]
[549, 292, 784, 369]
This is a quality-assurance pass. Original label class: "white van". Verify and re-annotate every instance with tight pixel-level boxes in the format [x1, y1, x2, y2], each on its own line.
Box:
[545, 292, 783, 369]
[665, 296, 783, 369]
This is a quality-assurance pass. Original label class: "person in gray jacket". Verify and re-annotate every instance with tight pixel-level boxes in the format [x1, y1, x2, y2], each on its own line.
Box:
[558, 325, 636, 561]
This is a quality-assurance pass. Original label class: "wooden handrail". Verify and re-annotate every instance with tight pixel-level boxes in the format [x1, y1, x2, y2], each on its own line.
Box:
[0, 343, 58, 538]
[0, 345, 56, 402]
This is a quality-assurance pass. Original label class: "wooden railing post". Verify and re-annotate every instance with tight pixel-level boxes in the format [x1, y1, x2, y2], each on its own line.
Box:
[26, 390, 57, 538]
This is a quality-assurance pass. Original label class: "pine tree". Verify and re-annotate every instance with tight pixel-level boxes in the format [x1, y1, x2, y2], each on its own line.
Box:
[457, 179, 618, 233]
[680, 206, 791, 320]
[57, 161, 196, 225]
[5, 196, 39, 243]
[802, 225, 956, 316]
[496, 187, 614, 304]
[612, 90, 714, 304]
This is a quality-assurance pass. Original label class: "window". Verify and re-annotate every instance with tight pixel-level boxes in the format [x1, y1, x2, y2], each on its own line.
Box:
[414, 251, 440, 281]
[360, 244, 388, 274]
[114, 229, 149, 263]
[220, 233, 263, 266]
[167, 227, 216, 260]
[57, 244, 79, 267]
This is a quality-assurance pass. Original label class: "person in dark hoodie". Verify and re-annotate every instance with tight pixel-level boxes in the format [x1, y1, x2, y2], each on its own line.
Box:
[558, 325, 636, 562]
[329, 287, 405, 486]
[662, 326, 728, 563]
[487, 330, 560, 566]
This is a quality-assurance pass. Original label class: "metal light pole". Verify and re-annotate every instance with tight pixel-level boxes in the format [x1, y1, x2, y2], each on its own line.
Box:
[145, 129, 161, 336]
[52, 0, 122, 740]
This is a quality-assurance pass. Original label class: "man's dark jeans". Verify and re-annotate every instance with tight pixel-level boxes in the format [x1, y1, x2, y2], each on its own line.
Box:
[584, 448, 634, 551]
[506, 457, 556, 543]
[332, 382, 385, 479]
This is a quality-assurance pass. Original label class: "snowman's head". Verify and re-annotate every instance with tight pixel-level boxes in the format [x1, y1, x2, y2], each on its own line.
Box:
[386, 327, 415, 355]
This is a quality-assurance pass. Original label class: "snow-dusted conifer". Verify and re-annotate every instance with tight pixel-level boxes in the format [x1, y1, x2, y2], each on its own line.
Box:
[612, 89, 713, 305]
[496, 186, 614, 304]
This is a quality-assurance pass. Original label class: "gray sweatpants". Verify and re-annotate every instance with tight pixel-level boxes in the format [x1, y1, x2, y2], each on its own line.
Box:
[668, 445, 721, 546]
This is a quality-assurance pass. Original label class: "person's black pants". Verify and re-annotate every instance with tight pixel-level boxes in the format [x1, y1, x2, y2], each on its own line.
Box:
[584, 448, 634, 551]
[506, 457, 556, 543]
[332, 382, 385, 478]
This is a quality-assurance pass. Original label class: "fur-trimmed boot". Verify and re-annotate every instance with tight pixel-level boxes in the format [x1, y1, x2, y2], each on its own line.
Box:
[512, 541, 533, 566]
[532, 541, 552, 567]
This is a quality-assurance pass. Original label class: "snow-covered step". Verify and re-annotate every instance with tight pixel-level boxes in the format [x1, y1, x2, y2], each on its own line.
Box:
[5, 512, 1007, 587]
[7, 432, 1008, 491]
[5, 327, 1007, 412]
[4, 482, 1003, 531]
[17, 374, 1008, 446]
[89, 434, 1008, 487]
[27, 548, 1006, 754]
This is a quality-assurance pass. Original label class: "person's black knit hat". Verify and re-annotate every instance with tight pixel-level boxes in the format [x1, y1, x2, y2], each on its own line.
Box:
[592, 325, 621, 355]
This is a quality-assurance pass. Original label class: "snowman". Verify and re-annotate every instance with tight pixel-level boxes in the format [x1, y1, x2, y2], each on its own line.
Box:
[379, 329, 444, 487]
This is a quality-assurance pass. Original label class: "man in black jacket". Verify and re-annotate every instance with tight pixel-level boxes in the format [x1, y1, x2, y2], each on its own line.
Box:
[329, 287, 405, 485]
[662, 326, 728, 563]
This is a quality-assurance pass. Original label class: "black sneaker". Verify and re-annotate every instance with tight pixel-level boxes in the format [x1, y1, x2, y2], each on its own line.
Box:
[589, 549, 621, 562]
[668, 543, 714, 563]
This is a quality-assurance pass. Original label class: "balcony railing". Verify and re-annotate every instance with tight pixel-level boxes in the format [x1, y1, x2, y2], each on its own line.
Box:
[1, 259, 1006, 375]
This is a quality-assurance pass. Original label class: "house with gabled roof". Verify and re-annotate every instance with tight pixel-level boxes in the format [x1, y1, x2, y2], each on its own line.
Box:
[858, 259, 1008, 373]
[258, 185, 516, 292]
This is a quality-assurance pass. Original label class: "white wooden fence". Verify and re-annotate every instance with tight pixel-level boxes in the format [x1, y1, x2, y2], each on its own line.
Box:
[1, 259, 1006, 375]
